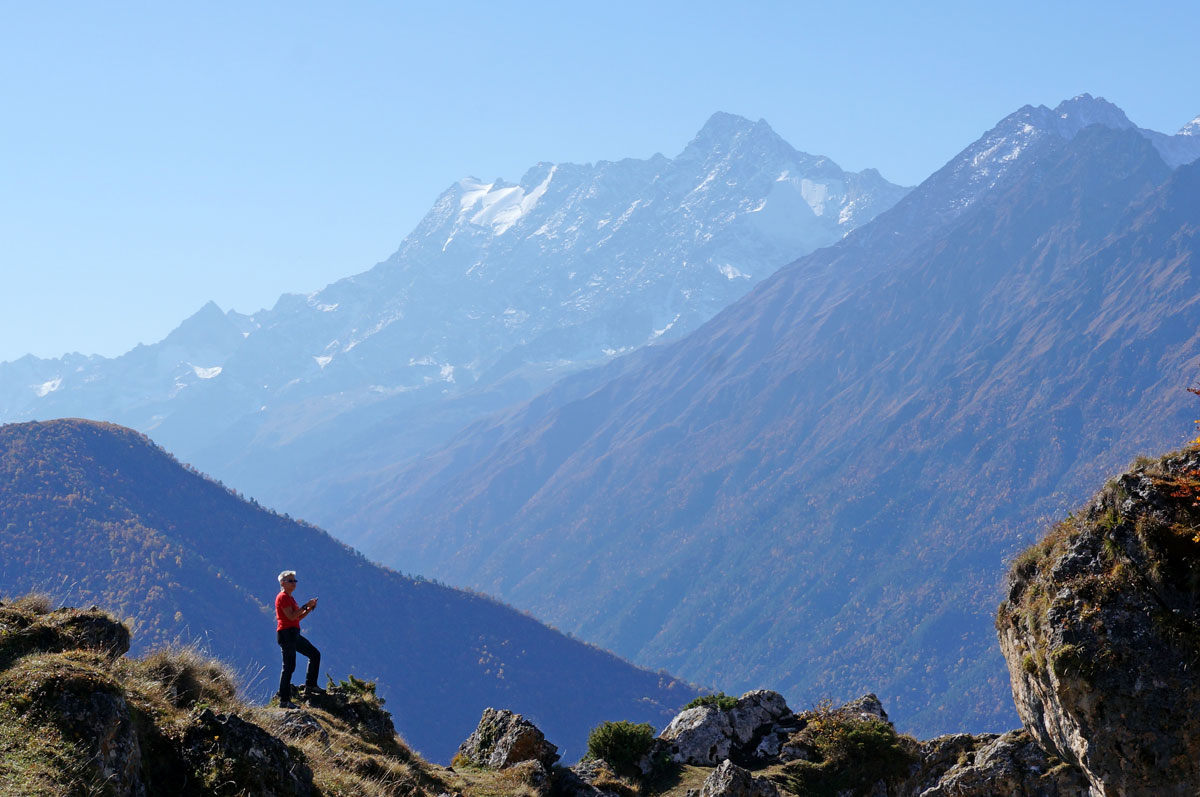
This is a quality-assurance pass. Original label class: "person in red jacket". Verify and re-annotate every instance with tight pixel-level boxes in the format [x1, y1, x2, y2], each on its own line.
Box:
[275, 569, 321, 708]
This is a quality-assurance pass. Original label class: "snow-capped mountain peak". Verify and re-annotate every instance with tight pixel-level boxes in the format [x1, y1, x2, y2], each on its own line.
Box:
[1179, 115, 1200, 137]
[0, 114, 911, 472]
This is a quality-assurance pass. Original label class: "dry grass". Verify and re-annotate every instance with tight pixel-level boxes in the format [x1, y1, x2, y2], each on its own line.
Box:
[438, 759, 554, 797]
[4, 593, 54, 616]
[130, 643, 238, 710]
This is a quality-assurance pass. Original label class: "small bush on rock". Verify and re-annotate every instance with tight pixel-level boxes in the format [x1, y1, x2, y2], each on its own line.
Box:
[585, 720, 655, 776]
[779, 700, 916, 796]
[683, 691, 739, 711]
[330, 673, 384, 704]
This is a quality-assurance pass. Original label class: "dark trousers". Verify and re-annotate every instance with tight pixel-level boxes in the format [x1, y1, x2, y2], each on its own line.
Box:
[277, 627, 320, 701]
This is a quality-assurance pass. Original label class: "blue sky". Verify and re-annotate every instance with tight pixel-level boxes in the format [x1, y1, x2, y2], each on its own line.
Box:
[1, 1, 1197, 363]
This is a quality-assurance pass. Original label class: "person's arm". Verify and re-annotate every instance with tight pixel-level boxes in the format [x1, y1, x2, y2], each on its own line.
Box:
[281, 597, 316, 621]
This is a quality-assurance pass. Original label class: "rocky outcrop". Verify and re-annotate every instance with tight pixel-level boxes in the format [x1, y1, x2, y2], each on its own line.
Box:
[997, 450, 1200, 795]
[48, 678, 146, 795]
[456, 707, 560, 770]
[907, 730, 1089, 796]
[651, 690, 1090, 796]
[690, 759, 780, 797]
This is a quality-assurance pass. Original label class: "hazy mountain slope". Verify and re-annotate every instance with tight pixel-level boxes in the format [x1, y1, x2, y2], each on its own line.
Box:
[337, 97, 1200, 737]
[0, 115, 909, 523]
[0, 419, 697, 762]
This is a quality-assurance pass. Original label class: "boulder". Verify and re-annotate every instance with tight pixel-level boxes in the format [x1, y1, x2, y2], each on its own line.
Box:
[690, 759, 780, 797]
[659, 705, 734, 765]
[274, 709, 331, 746]
[751, 713, 804, 762]
[839, 693, 888, 723]
[997, 451, 1200, 795]
[728, 690, 790, 747]
[456, 707, 560, 770]
[660, 690, 792, 766]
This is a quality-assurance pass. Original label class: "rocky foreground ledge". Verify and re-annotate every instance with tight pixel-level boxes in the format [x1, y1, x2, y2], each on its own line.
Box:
[451, 690, 1088, 796]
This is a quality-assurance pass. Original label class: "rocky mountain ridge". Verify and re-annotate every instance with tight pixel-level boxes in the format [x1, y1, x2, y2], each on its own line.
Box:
[0, 113, 909, 521]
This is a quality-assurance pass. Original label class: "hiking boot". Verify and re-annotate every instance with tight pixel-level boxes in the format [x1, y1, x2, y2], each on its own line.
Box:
[279, 700, 299, 709]
[302, 686, 327, 700]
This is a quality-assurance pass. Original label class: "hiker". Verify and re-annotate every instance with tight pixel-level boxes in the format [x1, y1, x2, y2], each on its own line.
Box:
[275, 569, 322, 708]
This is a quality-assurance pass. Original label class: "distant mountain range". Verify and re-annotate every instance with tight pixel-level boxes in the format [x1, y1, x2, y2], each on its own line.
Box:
[5, 95, 1200, 746]
[329, 95, 1200, 737]
[0, 113, 908, 520]
[0, 419, 696, 762]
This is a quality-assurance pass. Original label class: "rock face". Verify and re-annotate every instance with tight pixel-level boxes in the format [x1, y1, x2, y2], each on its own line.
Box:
[692, 759, 780, 797]
[51, 680, 146, 795]
[180, 708, 315, 796]
[456, 707, 560, 770]
[997, 449, 1200, 795]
